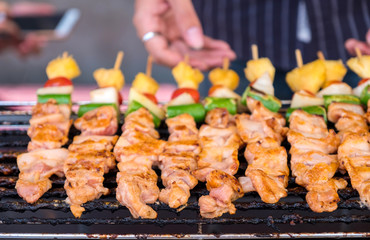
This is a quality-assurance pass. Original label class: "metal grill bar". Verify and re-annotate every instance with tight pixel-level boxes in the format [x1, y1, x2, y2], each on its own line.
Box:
[0, 199, 366, 212]
[0, 232, 368, 239]
[0, 214, 369, 225]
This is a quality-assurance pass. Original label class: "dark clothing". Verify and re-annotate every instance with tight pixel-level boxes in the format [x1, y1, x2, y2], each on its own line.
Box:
[193, 0, 370, 70]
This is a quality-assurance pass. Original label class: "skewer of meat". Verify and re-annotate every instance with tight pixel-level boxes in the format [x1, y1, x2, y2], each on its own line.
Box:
[284, 50, 348, 212]
[64, 52, 123, 218]
[16, 53, 80, 203]
[236, 97, 289, 204]
[28, 53, 80, 151]
[324, 49, 370, 209]
[288, 109, 346, 212]
[114, 108, 165, 219]
[65, 105, 118, 218]
[158, 113, 200, 209]
[193, 108, 243, 218]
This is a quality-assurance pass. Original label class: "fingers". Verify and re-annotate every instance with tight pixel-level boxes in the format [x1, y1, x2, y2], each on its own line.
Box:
[17, 33, 47, 56]
[168, 0, 204, 49]
[133, 0, 169, 38]
[169, 39, 236, 71]
[145, 35, 183, 68]
[10, 2, 55, 17]
[366, 29, 370, 45]
[345, 38, 370, 56]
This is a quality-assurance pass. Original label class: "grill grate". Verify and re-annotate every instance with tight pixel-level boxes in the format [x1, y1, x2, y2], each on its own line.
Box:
[1, 107, 370, 239]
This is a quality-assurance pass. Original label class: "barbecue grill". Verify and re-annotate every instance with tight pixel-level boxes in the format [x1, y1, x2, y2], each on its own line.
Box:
[0, 101, 370, 239]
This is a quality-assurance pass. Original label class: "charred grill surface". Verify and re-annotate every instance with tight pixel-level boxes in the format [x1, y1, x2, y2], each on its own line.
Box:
[0, 111, 370, 238]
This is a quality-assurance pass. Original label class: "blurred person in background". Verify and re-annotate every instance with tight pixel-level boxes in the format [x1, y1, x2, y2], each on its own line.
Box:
[133, 0, 370, 97]
[0, 1, 54, 56]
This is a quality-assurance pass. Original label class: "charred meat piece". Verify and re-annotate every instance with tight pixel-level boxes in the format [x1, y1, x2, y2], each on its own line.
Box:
[74, 106, 118, 136]
[16, 148, 68, 203]
[240, 138, 289, 203]
[199, 170, 243, 218]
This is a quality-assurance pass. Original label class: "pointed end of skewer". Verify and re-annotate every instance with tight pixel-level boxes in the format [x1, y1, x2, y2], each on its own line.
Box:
[295, 49, 303, 68]
[62, 51, 68, 58]
[146, 55, 153, 77]
[317, 51, 325, 61]
[355, 47, 362, 60]
[223, 57, 229, 70]
[114, 51, 124, 70]
[251, 44, 258, 60]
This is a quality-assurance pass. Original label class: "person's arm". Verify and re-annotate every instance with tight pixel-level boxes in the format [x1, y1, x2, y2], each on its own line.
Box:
[345, 29, 370, 56]
[133, 0, 236, 70]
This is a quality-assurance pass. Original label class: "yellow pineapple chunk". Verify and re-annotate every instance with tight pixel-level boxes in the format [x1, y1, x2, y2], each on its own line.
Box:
[286, 59, 326, 94]
[244, 58, 275, 82]
[322, 60, 347, 87]
[46, 53, 80, 80]
[132, 72, 159, 95]
[93, 68, 124, 91]
[208, 68, 239, 90]
[172, 61, 204, 89]
[347, 55, 370, 79]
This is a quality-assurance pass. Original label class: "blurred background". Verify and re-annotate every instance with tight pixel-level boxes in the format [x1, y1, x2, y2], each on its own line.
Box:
[0, 0, 175, 101]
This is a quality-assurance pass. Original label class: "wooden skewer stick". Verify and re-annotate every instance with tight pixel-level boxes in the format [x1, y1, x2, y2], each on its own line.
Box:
[62, 52, 68, 58]
[114, 51, 124, 70]
[355, 47, 362, 59]
[146, 55, 153, 77]
[295, 49, 303, 68]
[223, 57, 229, 70]
[317, 51, 325, 61]
[184, 54, 189, 64]
[252, 44, 258, 60]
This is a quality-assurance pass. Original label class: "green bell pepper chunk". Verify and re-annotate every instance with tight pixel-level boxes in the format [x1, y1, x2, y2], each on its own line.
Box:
[126, 100, 161, 128]
[78, 103, 119, 118]
[360, 85, 370, 105]
[166, 103, 206, 123]
[241, 86, 281, 112]
[323, 95, 361, 109]
[204, 97, 237, 115]
[286, 105, 327, 123]
[37, 94, 71, 105]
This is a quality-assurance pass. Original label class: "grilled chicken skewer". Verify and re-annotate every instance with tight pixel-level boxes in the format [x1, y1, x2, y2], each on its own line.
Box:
[114, 108, 166, 219]
[236, 97, 289, 204]
[64, 105, 118, 218]
[16, 148, 69, 203]
[27, 99, 72, 151]
[329, 102, 370, 208]
[159, 114, 200, 209]
[288, 109, 346, 212]
[193, 108, 243, 218]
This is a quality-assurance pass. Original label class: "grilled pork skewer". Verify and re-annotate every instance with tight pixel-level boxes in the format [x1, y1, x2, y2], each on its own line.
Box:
[27, 99, 72, 151]
[16, 148, 69, 203]
[329, 102, 370, 208]
[114, 108, 165, 219]
[159, 114, 200, 209]
[64, 106, 118, 218]
[236, 97, 289, 204]
[193, 108, 243, 218]
[288, 109, 346, 212]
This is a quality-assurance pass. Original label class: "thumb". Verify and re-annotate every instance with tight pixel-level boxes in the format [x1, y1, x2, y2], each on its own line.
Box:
[168, 0, 204, 49]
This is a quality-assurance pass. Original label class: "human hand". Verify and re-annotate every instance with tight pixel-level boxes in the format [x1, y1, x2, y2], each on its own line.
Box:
[0, 1, 53, 56]
[133, 0, 236, 71]
[345, 29, 370, 56]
